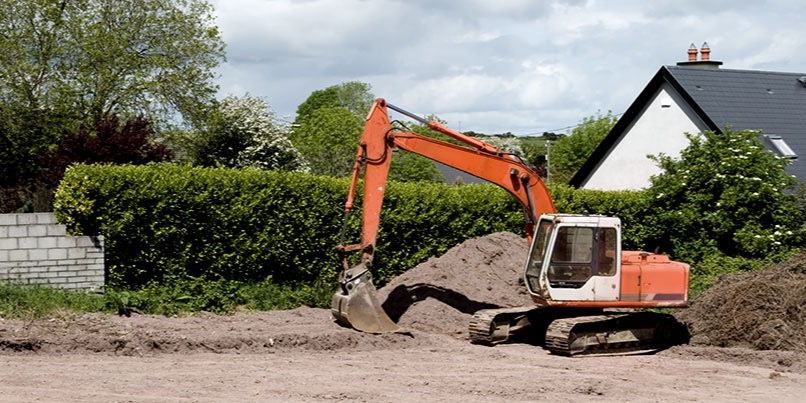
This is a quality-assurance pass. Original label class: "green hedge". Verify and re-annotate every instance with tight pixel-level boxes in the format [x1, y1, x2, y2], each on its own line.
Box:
[547, 183, 651, 250]
[54, 164, 654, 290]
[55, 164, 527, 288]
[52, 162, 804, 307]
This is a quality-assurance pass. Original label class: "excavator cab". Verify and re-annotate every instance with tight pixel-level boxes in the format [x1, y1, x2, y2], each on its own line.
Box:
[524, 214, 622, 303]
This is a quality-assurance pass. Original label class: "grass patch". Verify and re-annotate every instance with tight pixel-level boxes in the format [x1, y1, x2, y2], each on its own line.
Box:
[0, 277, 335, 319]
[0, 283, 106, 319]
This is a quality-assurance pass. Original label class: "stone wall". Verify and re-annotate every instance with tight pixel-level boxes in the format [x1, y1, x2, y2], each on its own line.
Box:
[0, 213, 104, 292]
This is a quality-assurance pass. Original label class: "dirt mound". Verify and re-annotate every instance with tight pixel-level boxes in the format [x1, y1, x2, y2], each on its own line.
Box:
[677, 251, 806, 353]
[377, 231, 532, 337]
[0, 307, 428, 356]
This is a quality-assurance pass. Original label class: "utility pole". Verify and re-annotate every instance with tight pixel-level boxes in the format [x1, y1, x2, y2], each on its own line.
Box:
[546, 140, 551, 183]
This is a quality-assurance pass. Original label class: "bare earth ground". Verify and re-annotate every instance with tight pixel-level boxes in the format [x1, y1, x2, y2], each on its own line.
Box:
[2, 232, 806, 402]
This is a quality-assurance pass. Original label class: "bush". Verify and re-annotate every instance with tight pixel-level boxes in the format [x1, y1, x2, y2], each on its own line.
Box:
[64, 159, 793, 309]
[55, 164, 524, 289]
[646, 128, 804, 263]
[56, 164, 350, 288]
[548, 183, 652, 250]
[103, 277, 334, 316]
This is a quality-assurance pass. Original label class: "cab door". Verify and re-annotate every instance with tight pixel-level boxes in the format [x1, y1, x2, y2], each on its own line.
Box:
[523, 219, 554, 298]
[544, 225, 596, 300]
[590, 226, 620, 301]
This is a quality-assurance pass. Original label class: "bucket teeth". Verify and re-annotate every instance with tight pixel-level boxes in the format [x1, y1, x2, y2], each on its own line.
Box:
[331, 264, 399, 333]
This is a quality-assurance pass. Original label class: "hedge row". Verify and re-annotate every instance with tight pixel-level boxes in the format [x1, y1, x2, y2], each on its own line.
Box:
[54, 164, 525, 288]
[54, 164, 652, 290]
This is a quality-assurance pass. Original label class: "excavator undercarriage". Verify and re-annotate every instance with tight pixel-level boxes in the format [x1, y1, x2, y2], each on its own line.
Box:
[469, 307, 690, 356]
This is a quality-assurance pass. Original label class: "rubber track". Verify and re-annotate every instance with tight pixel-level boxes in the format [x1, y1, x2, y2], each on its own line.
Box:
[468, 307, 537, 345]
[544, 314, 659, 356]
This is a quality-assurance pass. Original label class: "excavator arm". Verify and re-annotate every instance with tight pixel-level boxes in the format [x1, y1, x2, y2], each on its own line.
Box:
[332, 99, 555, 333]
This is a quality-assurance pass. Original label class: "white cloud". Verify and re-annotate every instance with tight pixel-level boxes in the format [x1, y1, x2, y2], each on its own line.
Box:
[209, 0, 806, 134]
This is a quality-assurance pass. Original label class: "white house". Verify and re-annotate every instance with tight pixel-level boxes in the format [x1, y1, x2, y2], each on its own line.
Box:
[571, 44, 805, 190]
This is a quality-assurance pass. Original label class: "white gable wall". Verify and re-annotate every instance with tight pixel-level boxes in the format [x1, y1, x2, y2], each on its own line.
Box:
[581, 84, 706, 190]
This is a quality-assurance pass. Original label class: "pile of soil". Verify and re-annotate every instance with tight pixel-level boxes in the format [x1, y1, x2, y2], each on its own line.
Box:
[0, 306, 444, 356]
[677, 252, 806, 353]
[377, 231, 533, 337]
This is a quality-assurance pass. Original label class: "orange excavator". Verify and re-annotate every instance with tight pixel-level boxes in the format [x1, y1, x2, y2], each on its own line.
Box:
[332, 99, 690, 355]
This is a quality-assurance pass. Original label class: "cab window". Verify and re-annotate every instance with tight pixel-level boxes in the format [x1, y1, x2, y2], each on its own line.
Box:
[596, 227, 617, 277]
[548, 227, 592, 288]
[525, 219, 552, 291]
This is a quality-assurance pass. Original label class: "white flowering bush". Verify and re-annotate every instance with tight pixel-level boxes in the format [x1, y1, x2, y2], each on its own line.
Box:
[646, 128, 803, 262]
[485, 136, 524, 156]
[191, 94, 308, 171]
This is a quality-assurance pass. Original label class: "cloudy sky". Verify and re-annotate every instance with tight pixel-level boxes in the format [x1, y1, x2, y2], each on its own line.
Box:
[208, 0, 806, 135]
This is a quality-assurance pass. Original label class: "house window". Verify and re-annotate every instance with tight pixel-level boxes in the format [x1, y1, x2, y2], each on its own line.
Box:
[764, 135, 797, 159]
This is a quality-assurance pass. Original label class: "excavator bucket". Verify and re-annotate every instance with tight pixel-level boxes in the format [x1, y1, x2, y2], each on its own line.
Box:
[331, 263, 400, 333]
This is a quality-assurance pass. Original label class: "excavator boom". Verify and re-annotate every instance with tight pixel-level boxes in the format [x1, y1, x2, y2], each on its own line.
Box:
[332, 99, 555, 333]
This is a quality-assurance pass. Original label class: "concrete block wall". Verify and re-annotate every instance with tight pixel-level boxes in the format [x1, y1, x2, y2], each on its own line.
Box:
[0, 213, 104, 292]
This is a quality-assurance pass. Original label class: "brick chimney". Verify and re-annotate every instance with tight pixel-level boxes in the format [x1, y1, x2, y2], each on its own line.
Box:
[687, 43, 698, 62]
[700, 42, 711, 61]
[677, 42, 722, 69]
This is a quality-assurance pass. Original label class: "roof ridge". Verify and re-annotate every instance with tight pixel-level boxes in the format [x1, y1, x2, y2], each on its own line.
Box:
[665, 65, 806, 76]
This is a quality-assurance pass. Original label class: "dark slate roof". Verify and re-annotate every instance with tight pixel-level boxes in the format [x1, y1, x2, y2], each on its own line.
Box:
[571, 65, 806, 187]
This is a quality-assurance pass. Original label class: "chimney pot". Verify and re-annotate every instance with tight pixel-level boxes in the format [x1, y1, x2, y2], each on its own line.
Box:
[688, 43, 698, 62]
[700, 42, 711, 61]
[678, 42, 722, 69]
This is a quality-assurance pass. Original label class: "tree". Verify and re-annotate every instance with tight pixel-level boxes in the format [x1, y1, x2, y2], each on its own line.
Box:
[403, 114, 457, 145]
[0, 0, 225, 208]
[645, 128, 804, 262]
[549, 111, 618, 183]
[294, 82, 374, 126]
[290, 106, 363, 177]
[290, 82, 375, 177]
[517, 135, 554, 178]
[387, 115, 452, 183]
[290, 85, 454, 182]
[485, 136, 524, 156]
[388, 151, 444, 183]
[0, 0, 224, 125]
[188, 94, 307, 171]
[32, 115, 172, 210]
[0, 105, 74, 187]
